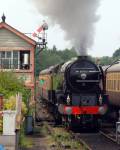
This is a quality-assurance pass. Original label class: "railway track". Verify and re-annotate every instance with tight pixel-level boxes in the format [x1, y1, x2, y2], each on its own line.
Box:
[72, 131, 120, 150]
[36, 100, 120, 150]
[36, 121, 120, 150]
[70, 123, 120, 150]
[100, 128, 117, 143]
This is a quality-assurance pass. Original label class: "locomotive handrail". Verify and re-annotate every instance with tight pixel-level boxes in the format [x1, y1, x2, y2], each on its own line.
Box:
[71, 68, 98, 70]
[77, 70, 100, 73]
[76, 80, 100, 82]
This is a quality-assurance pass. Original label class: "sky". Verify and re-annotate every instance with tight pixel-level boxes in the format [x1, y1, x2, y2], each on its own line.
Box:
[0, 0, 120, 57]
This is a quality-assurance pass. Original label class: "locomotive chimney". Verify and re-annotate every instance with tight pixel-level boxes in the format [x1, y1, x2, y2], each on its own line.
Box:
[77, 55, 88, 60]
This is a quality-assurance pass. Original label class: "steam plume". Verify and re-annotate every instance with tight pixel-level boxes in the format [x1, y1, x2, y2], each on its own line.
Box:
[31, 0, 100, 55]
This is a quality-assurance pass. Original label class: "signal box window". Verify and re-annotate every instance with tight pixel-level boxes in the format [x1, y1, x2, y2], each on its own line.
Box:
[0, 51, 19, 69]
[0, 50, 30, 70]
[20, 51, 30, 70]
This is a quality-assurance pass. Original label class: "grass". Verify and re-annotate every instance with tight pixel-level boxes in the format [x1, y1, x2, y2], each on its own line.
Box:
[19, 122, 86, 150]
[20, 135, 33, 148]
[19, 123, 33, 149]
[51, 127, 83, 150]
[42, 122, 85, 150]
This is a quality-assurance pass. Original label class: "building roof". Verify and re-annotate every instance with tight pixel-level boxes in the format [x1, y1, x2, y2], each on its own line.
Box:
[0, 21, 36, 46]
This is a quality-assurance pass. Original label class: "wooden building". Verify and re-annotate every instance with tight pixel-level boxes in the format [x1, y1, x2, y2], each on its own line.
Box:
[0, 15, 36, 102]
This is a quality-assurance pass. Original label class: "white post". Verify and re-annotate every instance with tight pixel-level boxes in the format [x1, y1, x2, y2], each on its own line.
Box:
[3, 110, 16, 135]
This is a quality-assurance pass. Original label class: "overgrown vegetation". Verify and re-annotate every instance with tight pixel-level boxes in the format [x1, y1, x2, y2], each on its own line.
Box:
[0, 71, 29, 134]
[3, 96, 27, 115]
[41, 123, 84, 150]
[19, 123, 33, 148]
[51, 127, 82, 150]
[0, 71, 30, 103]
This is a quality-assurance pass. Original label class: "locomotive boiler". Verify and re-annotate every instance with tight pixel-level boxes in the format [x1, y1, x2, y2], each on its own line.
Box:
[39, 56, 108, 128]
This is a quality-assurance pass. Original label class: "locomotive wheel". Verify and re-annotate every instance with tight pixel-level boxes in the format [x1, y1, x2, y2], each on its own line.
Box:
[62, 115, 73, 130]
[62, 115, 67, 127]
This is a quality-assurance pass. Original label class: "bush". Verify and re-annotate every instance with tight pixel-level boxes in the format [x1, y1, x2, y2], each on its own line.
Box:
[0, 71, 31, 104]
[3, 96, 27, 115]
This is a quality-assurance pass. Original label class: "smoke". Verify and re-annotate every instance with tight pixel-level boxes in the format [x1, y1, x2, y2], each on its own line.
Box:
[31, 0, 100, 55]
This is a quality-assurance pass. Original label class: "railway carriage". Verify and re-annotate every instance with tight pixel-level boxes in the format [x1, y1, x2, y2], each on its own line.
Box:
[105, 63, 120, 121]
[39, 56, 108, 128]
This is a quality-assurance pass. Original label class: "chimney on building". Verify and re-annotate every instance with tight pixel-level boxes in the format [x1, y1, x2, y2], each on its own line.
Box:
[1, 13, 6, 22]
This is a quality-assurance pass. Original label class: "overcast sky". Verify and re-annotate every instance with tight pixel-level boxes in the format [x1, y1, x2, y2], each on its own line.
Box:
[0, 0, 120, 57]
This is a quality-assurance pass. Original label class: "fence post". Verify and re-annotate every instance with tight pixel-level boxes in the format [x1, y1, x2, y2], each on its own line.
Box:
[15, 93, 22, 150]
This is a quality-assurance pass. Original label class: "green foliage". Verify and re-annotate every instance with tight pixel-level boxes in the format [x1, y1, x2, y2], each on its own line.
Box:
[35, 46, 77, 76]
[52, 127, 82, 150]
[113, 48, 120, 58]
[0, 71, 22, 97]
[98, 48, 120, 65]
[0, 71, 30, 103]
[98, 48, 120, 66]
[35, 45, 120, 72]
[99, 56, 113, 65]
[20, 123, 33, 148]
[0, 72, 29, 134]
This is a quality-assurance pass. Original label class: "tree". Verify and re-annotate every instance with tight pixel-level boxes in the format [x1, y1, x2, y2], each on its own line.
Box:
[35, 47, 77, 76]
[52, 45, 57, 52]
[57, 48, 77, 61]
[113, 48, 120, 58]
[99, 56, 112, 65]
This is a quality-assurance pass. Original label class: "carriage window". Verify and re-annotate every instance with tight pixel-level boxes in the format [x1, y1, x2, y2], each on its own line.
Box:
[111, 80, 112, 90]
[113, 80, 115, 91]
[114, 80, 116, 91]
[117, 80, 119, 91]
[107, 80, 109, 90]
[112, 80, 113, 90]
[118, 80, 120, 91]
[109, 80, 111, 90]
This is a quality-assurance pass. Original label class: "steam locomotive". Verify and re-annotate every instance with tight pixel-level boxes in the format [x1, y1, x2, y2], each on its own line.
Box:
[39, 56, 108, 128]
